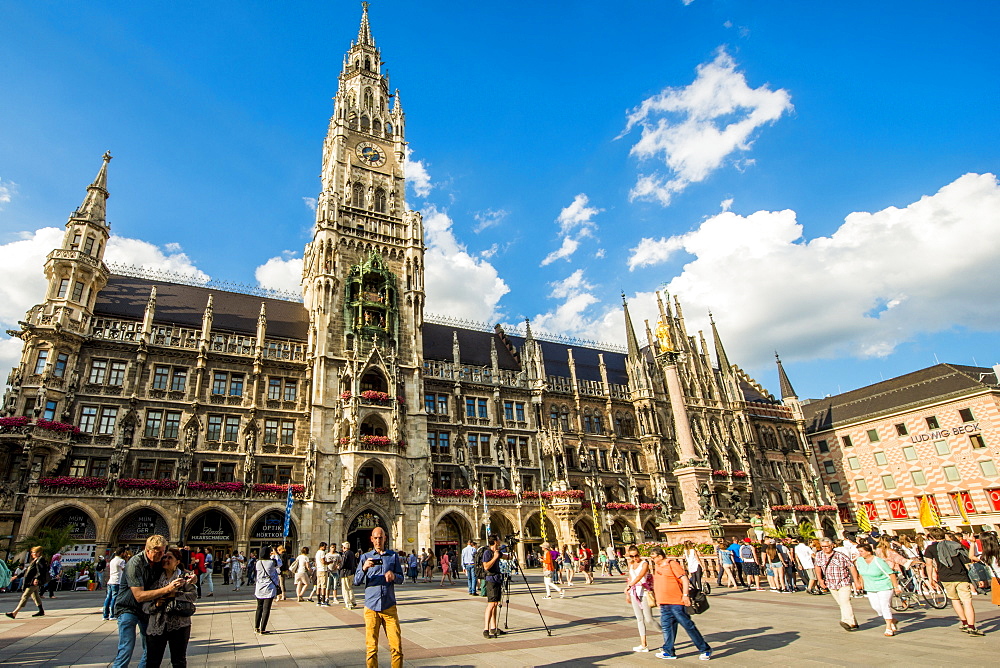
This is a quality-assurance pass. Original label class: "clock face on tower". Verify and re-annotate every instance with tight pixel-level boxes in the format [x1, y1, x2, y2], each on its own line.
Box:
[355, 142, 387, 167]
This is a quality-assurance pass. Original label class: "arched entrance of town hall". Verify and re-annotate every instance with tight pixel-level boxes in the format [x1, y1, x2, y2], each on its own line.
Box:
[186, 509, 237, 572]
[347, 509, 389, 554]
[111, 508, 171, 554]
[248, 510, 297, 557]
[434, 512, 473, 558]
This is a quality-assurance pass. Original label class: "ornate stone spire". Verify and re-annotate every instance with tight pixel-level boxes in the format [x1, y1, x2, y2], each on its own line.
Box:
[622, 293, 642, 359]
[776, 352, 798, 400]
[357, 1, 376, 47]
[74, 151, 112, 226]
[709, 311, 732, 374]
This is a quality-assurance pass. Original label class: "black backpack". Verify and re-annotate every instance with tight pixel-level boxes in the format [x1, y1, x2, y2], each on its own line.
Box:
[473, 545, 490, 579]
[96, 559, 106, 572]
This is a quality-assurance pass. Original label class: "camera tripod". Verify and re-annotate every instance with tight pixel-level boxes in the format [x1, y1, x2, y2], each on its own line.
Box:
[497, 546, 551, 636]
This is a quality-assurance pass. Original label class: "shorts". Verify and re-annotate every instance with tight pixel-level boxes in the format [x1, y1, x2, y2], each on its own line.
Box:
[316, 571, 328, 586]
[741, 562, 760, 576]
[485, 580, 502, 602]
[942, 580, 973, 603]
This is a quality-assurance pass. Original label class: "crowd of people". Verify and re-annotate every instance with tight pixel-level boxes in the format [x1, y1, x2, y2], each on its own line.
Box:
[2, 525, 997, 665]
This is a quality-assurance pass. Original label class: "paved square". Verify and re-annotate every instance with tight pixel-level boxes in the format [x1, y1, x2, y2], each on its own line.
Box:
[1, 571, 997, 666]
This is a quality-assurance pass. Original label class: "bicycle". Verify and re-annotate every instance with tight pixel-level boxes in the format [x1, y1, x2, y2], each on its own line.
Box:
[891, 569, 947, 610]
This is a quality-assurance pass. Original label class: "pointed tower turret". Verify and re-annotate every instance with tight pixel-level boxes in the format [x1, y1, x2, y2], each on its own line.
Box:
[709, 312, 732, 374]
[42, 152, 113, 318]
[776, 352, 797, 401]
[357, 1, 376, 46]
[622, 293, 643, 359]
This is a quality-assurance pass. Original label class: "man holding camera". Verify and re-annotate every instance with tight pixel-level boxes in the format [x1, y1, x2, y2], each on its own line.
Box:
[354, 527, 404, 668]
[481, 535, 505, 639]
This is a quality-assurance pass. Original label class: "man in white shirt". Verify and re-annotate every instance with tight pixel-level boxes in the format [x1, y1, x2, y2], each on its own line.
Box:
[793, 537, 818, 594]
[835, 534, 860, 560]
[315, 542, 330, 607]
[461, 540, 478, 596]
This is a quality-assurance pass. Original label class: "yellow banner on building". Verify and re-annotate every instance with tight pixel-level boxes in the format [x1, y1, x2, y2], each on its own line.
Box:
[918, 496, 940, 528]
[855, 507, 872, 532]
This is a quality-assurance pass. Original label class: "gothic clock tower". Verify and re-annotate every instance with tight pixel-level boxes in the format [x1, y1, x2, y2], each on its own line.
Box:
[301, 3, 429, 550]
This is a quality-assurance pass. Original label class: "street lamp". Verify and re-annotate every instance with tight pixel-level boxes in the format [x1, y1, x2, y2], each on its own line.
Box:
[325, 510, 335, 547]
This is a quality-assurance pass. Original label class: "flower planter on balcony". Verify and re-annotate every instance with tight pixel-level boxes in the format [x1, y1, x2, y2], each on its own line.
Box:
[38, 476, 108, 490]
[605, 502, 638, 511]
[432, 488, 474, 499]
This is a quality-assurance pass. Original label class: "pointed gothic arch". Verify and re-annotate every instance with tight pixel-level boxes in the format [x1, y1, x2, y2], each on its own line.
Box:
[374, 187, 386, 213]
[352, 182, 365, 208]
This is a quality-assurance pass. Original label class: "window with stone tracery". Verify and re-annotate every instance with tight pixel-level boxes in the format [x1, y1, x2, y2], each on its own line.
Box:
[374, 188, 386, 213]
[364, 87, 374, 109]
[360, 115, 370, 132]
[352, 183, 365, 208]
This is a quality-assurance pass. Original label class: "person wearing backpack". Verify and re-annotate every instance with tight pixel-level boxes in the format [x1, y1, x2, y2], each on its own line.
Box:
[738, 539, 762, 591]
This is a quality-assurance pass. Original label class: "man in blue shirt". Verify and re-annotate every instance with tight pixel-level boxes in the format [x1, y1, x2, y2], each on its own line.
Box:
[354, 527, 404, 668]
[727, 540, 746, 588]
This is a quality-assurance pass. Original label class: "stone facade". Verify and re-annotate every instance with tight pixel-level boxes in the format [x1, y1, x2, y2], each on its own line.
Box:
[0, 5, 826, 561]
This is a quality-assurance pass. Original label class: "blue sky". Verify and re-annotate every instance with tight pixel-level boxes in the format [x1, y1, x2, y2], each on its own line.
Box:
[1, 1, 998, 400]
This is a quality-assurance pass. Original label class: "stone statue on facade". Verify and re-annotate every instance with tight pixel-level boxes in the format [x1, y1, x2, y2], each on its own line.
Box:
[698, 484, 714, 521]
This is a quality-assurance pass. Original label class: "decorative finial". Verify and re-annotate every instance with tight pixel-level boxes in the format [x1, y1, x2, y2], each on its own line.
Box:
[103, 150, 113, 163]
[361, 1, 369, 12]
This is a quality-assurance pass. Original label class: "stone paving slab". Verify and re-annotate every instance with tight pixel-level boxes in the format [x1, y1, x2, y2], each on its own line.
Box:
[1, 572, 998, 667]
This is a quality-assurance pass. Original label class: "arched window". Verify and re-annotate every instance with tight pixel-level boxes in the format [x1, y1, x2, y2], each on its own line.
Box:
[348, 112, 358, 130]
[374, 188, 386, 213]
[549, 406, 559, 429]
[360, 115, 370, 133]
[352, 183, 365, 208]
[364, 57, 371, 71]
[384, 122, 393, 137]
[371, 118, 381, 136]
[583, 414, 592, 433]
[593, 413, 603, 435]
[355, 58, 360, 69]
[560, 406, 570, 431]
[363, 88, 374, 110]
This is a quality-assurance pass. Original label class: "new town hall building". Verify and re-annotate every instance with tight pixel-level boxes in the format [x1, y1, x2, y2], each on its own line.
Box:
[0, 6, 834, 562]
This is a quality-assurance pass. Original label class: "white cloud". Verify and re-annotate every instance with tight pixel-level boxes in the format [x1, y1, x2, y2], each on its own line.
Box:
[0, 229, 210, 374]
[255, 253, 303, 294]
[0, 178, 17, 207]
[622, 49, 792, 206]
[720, 198, 734, 211]
[106, 237, 209, 280]
[302, 197, 317, 211]
[541, 236, 580, 266]
[540, 193, 602, 266]
[404, 148, 432, 198]
[422, 205, 509, 321]
[473, 208, 509, 233]
[626, 172, 1000, 367]
[627, 236, 686, 270]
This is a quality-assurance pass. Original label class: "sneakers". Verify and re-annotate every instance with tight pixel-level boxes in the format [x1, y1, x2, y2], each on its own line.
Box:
[700, 651, 712, 660]
[967, 627, 985, 636]
[542, 595, 552, 599]
[655, 651, 678, 660]
[559, 591, 565, 598]
[482, 629, 492, 639]
[633, 646, 650, 652]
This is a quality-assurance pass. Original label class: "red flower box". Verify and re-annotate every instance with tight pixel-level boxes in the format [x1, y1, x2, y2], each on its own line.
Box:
[433, 488, 474, 498]
[605, 502, 638, 510]
[816, 505, 838, 512]
[711, 470, 729, 477]
[484, 489, 515, 498]
[39, 476, 107, 490]
[187, 481, 245, 492]
[639, 503, 659, 510]
[731, 471, 748, 478]
[770, 504, 793, 511]
[522, 491, 540, 499]
[253, 483, 305, 494]
[541, 490, 585, 500]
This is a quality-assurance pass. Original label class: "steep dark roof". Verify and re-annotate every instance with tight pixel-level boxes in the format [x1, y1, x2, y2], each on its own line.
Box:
[740, 379, 779, 404]
[95, 275, 309, 340]
[805, 363, 999, 432]
[421, 323, 520, 370]
[505, 335, 628, 385]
